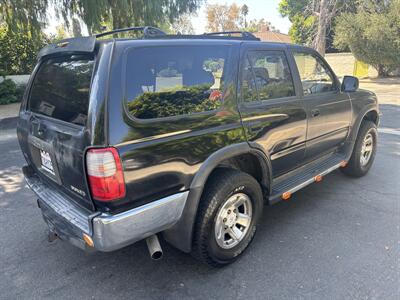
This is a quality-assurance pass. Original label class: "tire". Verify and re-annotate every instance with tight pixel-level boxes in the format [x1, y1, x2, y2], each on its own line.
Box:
[341, 120, 377, 177]
[192, 168, 263, 267]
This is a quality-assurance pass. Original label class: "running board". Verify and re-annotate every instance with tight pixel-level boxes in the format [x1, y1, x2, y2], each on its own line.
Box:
[269, 153, 347, 205]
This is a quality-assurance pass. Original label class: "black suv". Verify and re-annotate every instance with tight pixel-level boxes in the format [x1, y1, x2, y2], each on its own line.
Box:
[17, 27, 379, 267]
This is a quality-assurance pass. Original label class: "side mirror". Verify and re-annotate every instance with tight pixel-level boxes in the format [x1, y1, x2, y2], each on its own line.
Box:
[341, 75, 359, 92]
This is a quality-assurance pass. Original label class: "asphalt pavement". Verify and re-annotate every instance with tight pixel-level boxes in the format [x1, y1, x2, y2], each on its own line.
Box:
[0, 103, 399, 299]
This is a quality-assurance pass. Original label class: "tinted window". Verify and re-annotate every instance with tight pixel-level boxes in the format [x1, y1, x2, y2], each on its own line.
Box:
[241, 57, 258, 103]
[293, 52, 336, 95]
[242, 50, 295, 103]
[29, 55, 94, 126]
[125, 46, 230, 119]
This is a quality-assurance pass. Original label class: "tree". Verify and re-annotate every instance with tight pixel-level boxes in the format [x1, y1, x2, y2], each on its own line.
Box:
[244, 19, 271, 33]
[170, 13, 195, 34]
[0, 25, 48, 75]
[288, 14, 315, 45]
[206, 3, 241, 32]
[334, 0, 400, 77]
[72, 18, 82, 37]
[0, 0, 202, 36]
[55, 0, 202, 34]
[0, 0, 48, 38]
[279, 0, 358, 55]
[241, 4, 249, 28]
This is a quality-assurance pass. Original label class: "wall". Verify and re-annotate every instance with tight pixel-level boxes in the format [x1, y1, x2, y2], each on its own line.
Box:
[0, 75, 30, 86]
[325, 53, 378, 78]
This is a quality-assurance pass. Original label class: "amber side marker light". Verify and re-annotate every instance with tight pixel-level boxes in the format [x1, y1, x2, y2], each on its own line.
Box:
[282, 192, 292, 200]
[340, 161, 348, 168]
[83, 233, 94, 247]
[314, 175, 323, 182]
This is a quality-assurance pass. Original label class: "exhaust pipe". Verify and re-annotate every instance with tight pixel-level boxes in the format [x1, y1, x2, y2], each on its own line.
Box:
[146, 235, 163, 260]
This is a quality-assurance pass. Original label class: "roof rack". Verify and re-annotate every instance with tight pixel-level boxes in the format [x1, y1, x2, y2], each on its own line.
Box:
[204, 31, 259, 41]
[95, 26, 166, 38]
[94, 26, 260, 41]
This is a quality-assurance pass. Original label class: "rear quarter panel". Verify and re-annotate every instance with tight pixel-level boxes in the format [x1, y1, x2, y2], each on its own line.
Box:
[105, 41, 246, 212]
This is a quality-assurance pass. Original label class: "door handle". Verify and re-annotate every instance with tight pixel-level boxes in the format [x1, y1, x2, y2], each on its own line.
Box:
[311, 109, 320, 117]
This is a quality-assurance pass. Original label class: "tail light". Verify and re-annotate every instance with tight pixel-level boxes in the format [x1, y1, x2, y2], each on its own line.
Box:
[86, 147, 126, 201]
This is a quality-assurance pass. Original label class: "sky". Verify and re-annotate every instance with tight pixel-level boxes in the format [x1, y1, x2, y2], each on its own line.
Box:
[46, 0, 291, 35]
[193, 0, 292, 34]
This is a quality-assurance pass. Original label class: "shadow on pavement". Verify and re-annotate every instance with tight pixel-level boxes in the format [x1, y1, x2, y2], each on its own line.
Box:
[0, 101, 399, 298]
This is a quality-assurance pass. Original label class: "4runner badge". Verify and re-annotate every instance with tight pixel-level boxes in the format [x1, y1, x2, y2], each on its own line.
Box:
[70, 185, 86, 197]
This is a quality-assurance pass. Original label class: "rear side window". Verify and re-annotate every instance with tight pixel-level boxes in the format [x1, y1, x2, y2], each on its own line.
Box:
[29, 55, 94, 126]
[242, 50, 295, 103]
[125, 46, 230, 119]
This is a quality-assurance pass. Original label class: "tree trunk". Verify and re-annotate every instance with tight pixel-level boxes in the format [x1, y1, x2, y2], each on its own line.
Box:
[377, 64, 390, 77]
[314, 0, 328, 56]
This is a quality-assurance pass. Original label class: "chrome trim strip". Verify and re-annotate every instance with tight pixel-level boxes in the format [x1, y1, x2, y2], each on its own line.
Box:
[241, 113, 289, 122]
[92, 191, 189, 251]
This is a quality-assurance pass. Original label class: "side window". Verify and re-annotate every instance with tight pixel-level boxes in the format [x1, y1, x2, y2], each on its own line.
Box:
[125, 46, 229, 119]
[242, 50, 295, 103]
[241, 57, 258, 103]
[293, 52, 336, 95]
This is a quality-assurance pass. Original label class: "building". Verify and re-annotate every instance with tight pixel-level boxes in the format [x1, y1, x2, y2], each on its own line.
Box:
[254, 25, 292, 43]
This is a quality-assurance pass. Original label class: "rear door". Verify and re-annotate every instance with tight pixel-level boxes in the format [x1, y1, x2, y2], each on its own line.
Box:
[17, 54, 96, 210]
[292, 50, 351, 159]
[238, 44, 307, 177]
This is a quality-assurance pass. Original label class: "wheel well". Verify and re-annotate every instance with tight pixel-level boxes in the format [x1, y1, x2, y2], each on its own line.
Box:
[206, 153, 268, 195]
[363, 110, 379, 125]
[163, 149, 271, 253]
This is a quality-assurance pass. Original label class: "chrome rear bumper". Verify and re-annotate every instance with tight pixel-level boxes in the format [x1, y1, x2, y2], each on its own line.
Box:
[23, 166, 188, 252]
[92, 192, 188, 251]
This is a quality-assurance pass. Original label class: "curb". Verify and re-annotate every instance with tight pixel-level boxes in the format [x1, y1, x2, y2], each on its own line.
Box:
[0, 117, 18, 130]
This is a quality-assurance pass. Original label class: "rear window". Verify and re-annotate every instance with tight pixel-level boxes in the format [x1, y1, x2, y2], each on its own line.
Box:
[29, 55, 94, 126]
[125, 45, 230, 119]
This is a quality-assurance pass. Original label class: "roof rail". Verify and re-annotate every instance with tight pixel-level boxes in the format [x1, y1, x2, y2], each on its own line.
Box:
[95, 26, 166, 38]
[204, 31, 260, 41]
[94, 26, 260, 41]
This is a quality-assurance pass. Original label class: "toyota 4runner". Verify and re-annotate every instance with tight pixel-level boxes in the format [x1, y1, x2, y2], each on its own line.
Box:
[17, 27, 379, 267]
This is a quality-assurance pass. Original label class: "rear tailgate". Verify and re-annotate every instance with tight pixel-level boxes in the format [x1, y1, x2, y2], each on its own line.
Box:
[18, 54, 96, 210]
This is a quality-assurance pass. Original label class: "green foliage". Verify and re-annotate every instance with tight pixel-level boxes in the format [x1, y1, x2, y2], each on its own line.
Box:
[278, 0, 310, 19]
[258, 82, 295, 100]
[0, 79, 17, 104]
[243, 19, 276, 33]
[16, 84, 27, 100]
[0, 1, 201, 37]
[56, 0, 202, 34]
[278, 0, 359, 51]
[127, 84, 220, 119]
[289, 14, 316, 45]
[334, 0, 400, 76]
[0, 0, 201, 74]
[279, 0, 318, 46]
[0, 0, 48, 38]
[0, 26, 47, 75]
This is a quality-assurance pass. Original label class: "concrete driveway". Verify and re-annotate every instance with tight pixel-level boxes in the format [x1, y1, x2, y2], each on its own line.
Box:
[0, 82, 399, 299]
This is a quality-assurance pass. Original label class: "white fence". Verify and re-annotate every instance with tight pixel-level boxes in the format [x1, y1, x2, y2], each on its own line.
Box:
[0, 75, 30, 86]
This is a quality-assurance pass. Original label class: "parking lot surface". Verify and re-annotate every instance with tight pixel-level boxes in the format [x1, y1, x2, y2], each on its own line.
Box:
[0, 82, 399, 299]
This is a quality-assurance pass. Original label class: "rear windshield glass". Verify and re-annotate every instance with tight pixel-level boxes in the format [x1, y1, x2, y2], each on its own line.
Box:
[29, 55, 94, 126]
[125, 45, 230, 119]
